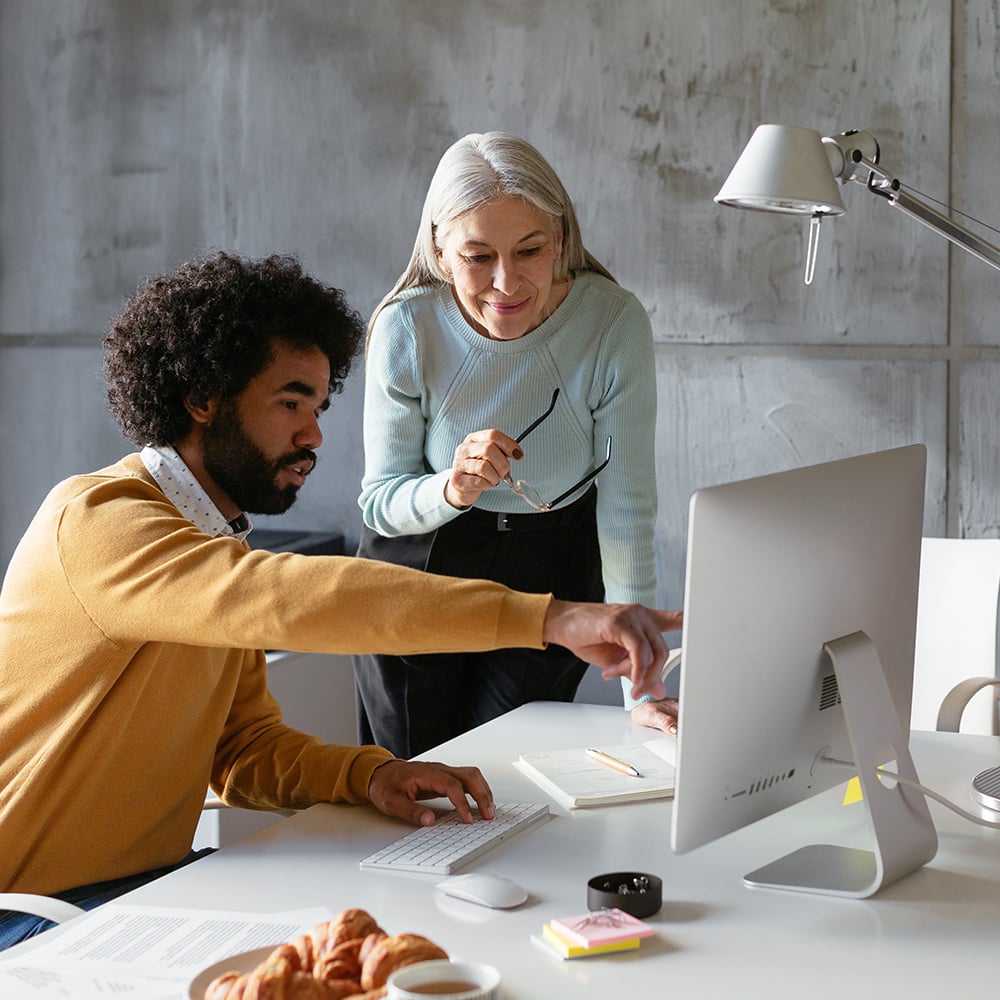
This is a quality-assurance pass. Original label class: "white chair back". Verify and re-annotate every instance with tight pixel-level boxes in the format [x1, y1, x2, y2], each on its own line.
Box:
[910, 537, 1000, 734]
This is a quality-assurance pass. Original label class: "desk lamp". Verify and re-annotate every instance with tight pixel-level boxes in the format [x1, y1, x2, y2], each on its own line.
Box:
[715, 124, 1000, 827]
[715, 123, 1000, 284]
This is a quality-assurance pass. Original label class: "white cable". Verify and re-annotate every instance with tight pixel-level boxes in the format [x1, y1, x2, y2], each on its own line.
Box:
[821, 755, 1000, 829]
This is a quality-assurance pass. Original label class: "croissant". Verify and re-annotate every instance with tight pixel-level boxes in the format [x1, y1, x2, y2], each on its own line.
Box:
[312, 937, 364, 982]
[357, 931, 388, 965]
[204, 963, 349, 999]
[263, 941, 311, 977]
[202, 911, 441, 1000]
[310, 909, 383, 957]
[359, 933, 449, 992]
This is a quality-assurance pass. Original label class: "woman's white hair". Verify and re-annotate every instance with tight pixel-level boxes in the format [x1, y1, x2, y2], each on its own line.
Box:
[368, 132, 614, 338]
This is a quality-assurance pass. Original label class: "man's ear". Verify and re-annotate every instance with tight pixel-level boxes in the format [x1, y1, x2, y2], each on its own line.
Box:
[184, 396, 219, 427]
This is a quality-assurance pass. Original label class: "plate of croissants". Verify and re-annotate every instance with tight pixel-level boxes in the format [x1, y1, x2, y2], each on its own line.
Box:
[190, 906, 450, 999]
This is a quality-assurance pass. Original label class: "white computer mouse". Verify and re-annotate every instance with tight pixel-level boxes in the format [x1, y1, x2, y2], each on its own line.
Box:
[436, 873, 529, 909]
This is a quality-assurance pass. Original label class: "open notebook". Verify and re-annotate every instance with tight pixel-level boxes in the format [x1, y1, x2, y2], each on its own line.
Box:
[513, 736, 677, 809]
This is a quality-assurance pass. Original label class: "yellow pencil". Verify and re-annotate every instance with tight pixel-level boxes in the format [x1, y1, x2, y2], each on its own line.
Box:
[585, 748, 642, 777]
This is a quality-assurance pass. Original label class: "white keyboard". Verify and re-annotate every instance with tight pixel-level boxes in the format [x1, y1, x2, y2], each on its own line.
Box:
[359, 801, 549, 875]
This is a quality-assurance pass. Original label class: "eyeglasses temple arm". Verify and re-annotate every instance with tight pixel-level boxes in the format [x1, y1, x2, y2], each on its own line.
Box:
[546, 435, 613, 510]
[514, 388, 560, 443]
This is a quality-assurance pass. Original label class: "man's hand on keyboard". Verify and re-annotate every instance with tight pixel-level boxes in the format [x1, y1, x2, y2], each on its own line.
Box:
[543, 602, 683, 701]
[367, 759, 495, 828]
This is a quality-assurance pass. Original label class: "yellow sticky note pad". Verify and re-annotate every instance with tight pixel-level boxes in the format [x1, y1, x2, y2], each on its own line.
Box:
[843, 776, 863, 805]
[540, 923, 641, 959]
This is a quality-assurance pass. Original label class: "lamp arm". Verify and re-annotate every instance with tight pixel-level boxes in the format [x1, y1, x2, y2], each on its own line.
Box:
[884, 187, 1000, 273]
[844, 150, 1000, 274]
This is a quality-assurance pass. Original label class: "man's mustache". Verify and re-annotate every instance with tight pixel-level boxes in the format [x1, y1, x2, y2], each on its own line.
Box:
[273, 449, 318, 474]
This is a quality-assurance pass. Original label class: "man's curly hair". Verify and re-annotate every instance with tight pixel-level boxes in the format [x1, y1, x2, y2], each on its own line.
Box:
[103, 251, 364, 446]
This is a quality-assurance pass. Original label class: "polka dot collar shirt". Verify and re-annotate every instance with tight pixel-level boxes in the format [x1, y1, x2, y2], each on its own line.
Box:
[140, 444, 253, 542]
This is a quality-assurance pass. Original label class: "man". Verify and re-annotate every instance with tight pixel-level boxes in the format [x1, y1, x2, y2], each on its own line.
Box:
[0, 252, 679, 949]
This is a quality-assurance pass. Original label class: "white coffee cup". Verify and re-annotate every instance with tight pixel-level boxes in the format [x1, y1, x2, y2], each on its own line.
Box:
[386, 958, 501, 999]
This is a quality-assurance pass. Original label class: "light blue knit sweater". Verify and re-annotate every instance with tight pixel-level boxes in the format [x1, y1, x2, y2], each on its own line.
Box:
[359, 271, 659, 708]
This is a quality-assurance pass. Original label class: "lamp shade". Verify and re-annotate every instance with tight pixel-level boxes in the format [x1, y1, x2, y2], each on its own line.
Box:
[715, 124, 846, 216]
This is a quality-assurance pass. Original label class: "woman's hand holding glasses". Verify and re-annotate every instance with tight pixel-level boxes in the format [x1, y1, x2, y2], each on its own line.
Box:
[444, 428, 524, 509]
[444, 388, 612, 513]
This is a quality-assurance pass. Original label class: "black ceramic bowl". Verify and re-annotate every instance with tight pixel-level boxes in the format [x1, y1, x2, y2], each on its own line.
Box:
[587, 871, 663, 918]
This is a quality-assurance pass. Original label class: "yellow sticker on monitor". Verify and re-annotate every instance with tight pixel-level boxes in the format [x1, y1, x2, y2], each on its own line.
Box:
[843, 776, 863, 805]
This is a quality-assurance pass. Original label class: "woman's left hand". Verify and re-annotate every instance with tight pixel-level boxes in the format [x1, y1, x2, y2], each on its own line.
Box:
[444, 428, 522, 508]
[630, 698, 679, 735]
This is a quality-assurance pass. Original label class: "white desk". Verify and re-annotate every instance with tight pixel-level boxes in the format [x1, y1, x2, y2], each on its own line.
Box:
[18, 703, 1000, 997]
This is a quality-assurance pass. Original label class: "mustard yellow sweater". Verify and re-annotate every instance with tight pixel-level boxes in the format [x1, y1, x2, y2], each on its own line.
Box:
[0, 455, 550, 894]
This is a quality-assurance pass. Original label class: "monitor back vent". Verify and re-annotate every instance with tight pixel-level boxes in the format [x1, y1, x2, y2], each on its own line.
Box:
[819, 673, 842, 711]
[739, 768, 796, 797]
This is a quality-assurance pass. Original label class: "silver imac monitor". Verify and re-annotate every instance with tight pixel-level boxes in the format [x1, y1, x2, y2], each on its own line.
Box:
[670, 444, 938, 898]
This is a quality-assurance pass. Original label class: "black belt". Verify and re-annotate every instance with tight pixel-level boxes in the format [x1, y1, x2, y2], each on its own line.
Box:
[464, 486, 596, 533]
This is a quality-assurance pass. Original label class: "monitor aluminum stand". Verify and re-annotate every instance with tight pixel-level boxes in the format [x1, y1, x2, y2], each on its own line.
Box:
[744, 630, 938, 898]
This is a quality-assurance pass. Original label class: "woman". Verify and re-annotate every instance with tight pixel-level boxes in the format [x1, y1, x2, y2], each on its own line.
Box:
[354, 131, 677, 758]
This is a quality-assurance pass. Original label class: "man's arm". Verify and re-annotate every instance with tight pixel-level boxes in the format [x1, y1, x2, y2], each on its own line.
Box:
[543, 602, 682, 701]
[218, 600, 682, 826]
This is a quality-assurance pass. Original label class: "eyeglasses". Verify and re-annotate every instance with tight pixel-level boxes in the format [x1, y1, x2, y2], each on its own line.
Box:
[502, 387, 613, 512]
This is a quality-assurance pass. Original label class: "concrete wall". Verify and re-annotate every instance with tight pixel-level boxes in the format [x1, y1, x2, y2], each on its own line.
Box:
[3, 0, 999, 624]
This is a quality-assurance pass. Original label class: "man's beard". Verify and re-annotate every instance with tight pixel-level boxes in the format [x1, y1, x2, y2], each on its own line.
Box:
[202, 403, 316, 515]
